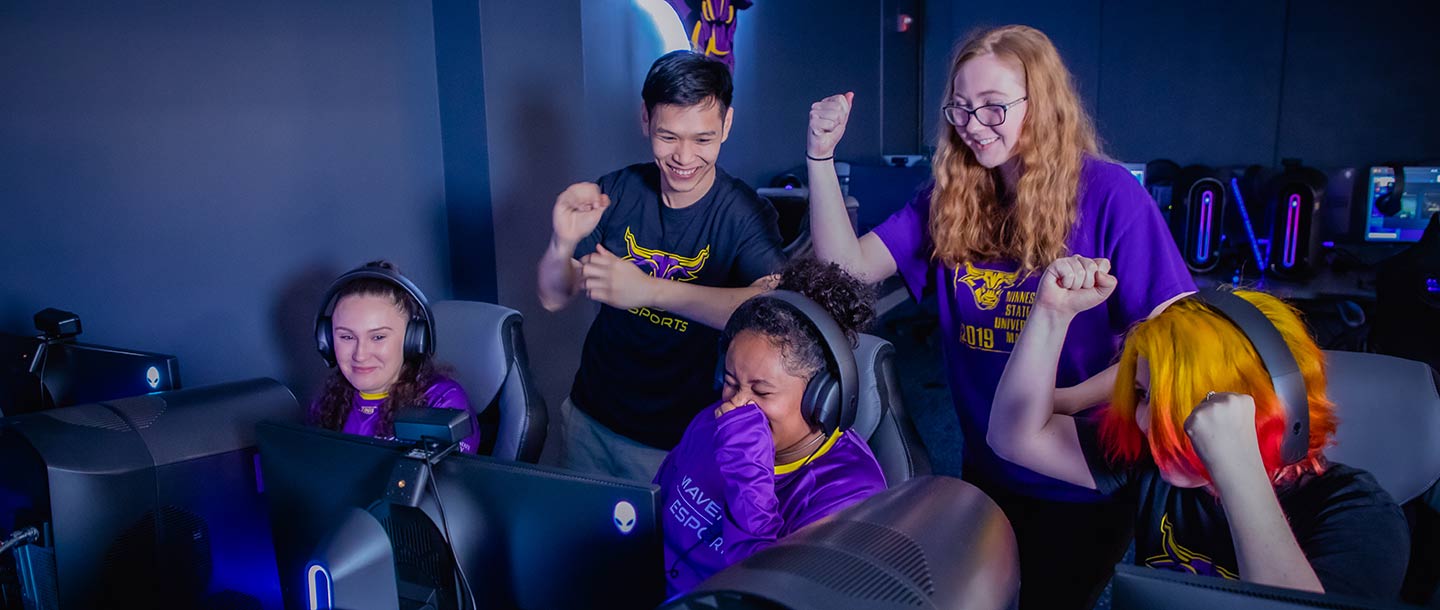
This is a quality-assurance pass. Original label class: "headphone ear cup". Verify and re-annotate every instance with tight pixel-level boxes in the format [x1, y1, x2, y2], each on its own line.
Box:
[404, 318, 429, 361]
[315, 316, 336, 367]
[802, 371, 841, 436]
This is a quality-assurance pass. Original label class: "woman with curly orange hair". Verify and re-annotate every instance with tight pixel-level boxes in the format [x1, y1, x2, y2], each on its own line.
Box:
[988, 255, 1408, 599]
[805, 25, 1194, 608]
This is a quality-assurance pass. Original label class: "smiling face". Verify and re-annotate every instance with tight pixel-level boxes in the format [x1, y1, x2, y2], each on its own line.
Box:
[643, 98, 733, 209]
[1133, 358, 1209, 489]
[331, 293, 409, 396]
[721, 330, 814, 449]
[950, 52, 1028, 170]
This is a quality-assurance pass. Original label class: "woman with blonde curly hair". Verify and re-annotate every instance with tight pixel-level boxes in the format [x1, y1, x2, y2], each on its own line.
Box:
[805, 25, 1194, 608]
[988, 255, 1408, 599]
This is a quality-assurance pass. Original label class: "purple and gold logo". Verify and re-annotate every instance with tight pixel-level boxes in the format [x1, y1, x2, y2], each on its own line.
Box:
[955, 262, 1019, 311]
[623, 227, 710, 282]
[1144, 514, 1239, 579]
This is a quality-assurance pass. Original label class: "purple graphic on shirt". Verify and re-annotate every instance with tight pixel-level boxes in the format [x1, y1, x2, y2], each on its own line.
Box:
[1144, 514, 1239, 579]
[623, 227, 710, 282]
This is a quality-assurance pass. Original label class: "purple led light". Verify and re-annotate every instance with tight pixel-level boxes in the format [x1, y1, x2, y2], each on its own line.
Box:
[1282, 193, 1301, 268]
[1198, 190, 1214, 261]
[1322, 241, 1335, 248]
[1427, 278, 1440, 293]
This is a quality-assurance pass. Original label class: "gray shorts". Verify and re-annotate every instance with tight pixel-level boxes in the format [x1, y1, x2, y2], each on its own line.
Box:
[555, 397, 668, 484]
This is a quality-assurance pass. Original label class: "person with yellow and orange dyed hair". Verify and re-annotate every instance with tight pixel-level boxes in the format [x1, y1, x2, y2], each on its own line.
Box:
[989, 254, 1409, 600]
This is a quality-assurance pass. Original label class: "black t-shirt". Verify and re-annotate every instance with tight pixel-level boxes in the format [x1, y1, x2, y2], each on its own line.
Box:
[1076, 418, 1410, 599]
[570, 163, 784, 449]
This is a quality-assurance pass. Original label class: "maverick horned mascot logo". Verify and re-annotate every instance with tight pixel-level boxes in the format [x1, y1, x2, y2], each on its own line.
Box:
[955, 262, 1019, 310]
[622, 227, 710, 281]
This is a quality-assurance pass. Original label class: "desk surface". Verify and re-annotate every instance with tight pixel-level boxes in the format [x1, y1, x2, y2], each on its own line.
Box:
[1191, 268, 1378, 301]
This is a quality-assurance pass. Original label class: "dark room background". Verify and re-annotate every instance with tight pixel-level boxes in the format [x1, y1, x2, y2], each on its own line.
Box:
[3, 0, 1436, 412]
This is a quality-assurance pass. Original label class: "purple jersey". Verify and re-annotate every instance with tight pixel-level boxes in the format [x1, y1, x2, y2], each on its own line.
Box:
[654, 403, 887, 595]
[872, 157, 1194, 502]
[339, 377, 479, 454]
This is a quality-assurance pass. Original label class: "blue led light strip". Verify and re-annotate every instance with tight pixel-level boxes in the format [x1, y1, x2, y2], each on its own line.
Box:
[1229, 178, 1268, 271]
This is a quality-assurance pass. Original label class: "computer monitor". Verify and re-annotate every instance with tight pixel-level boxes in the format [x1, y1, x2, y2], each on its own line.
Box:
[664, 476, 1018, 610]
[1111, 564, 1419, 610]
[0, 379, 298, 610]
[1123, 163, 1147, 186]
[1363, 166, 1440, 243]
[257, 422, 663, 610]
[0, 332, 180, 417]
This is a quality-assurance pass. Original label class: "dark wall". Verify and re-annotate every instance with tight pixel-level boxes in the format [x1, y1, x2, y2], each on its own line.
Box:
[0, 1, 454, 397]
[726, 0, 889, 185]
[922, 0, 1440, 168]
[434, 0, 498, 303]
[477, 0, 585, 412]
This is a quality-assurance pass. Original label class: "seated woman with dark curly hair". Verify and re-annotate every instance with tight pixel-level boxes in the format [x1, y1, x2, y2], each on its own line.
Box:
[654, 258, 888, 595]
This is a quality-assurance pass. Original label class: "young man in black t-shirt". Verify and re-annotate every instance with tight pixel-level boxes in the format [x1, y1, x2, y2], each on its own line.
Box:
[986, 255, 1409, 601]
[536, 51, 784, 481]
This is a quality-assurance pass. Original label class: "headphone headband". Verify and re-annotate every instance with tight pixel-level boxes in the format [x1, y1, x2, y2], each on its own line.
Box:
[314, 265, 435, 367]
[1191, 289, 1310, 464]
[751, 290, 859, 435]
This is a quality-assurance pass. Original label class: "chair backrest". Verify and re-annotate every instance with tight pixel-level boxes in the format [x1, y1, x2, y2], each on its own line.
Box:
[431, 300, 547, 463]
[851, 333, 931, 485]
[1323, 350, 1440, 504]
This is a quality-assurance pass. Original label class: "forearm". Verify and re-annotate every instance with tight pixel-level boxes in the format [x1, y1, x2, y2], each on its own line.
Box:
[987, 307, 1097, 489]
[713, 407, 784, 562]
[651, 279, 768, 330]
[1053, 363, 1118, 415]
[806, 160, 865, 271]
[1214, 460, 1325, 593]
[989, 308, 1072, 454]
[537, 235, 581, 311]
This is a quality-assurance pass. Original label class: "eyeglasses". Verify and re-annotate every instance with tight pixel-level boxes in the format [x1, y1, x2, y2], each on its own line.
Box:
[942, 96, 1028, 127]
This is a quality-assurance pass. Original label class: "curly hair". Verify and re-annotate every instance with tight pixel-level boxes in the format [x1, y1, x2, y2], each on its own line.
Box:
[307, 261, 445, 438]
[722, 257, 876, 381]
[1100, 290, 1338, 483]
[929, 25, 1102, 273]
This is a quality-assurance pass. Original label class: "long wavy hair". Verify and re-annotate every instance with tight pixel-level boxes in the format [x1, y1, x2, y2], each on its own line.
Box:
[1101, 291, 1338, 483]
[930, 25, 1101, 272]
[308, 261, 443, 438]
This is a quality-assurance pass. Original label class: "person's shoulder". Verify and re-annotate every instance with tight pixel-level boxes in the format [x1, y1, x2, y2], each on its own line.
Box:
[1080, 155, 1138, 186]
[710, 167, 770, 210]
[599, 163, 659, 192]
[813, 431, 887, 489]
[1077, 155, 1158, 219]
[1293, 462, 1402, 511]
[424, 375, 470, 403]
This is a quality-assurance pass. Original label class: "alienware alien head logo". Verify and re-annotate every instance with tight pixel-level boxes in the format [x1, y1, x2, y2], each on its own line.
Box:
[613, 500, 637, 535]
[145, 366, 161, 389]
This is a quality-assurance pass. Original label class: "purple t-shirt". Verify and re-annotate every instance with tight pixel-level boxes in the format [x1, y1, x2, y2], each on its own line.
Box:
[338, 377, 480, 454]
[654, 403, 887, 595]
[872, 157, 1194, 502]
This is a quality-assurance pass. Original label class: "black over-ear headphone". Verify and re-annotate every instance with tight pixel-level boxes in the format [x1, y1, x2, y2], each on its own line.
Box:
[1374, 164, 1406, 217]
[315, 264, 435, 368]
[1191, 289, 1310, 465]
[716, 290, 859, 436]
